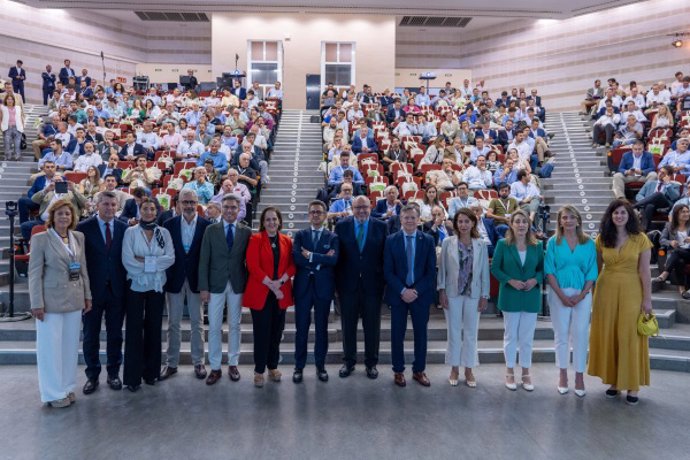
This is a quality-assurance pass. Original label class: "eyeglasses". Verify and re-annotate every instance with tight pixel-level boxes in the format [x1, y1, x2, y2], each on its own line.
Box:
[353, 206, 369, 210]
[181, 200, 198, 205]
[309, 210, 324, 215]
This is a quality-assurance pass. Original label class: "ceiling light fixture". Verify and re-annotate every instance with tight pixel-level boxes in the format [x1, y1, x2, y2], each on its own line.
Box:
[672, 39, 683, 48]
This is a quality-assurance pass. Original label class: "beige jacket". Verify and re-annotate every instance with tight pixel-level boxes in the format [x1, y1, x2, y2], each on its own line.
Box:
[437, 236, 490, 299]
[28, 230, 92, 313]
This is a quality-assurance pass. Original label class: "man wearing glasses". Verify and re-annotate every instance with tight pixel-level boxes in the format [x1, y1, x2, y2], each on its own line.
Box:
[160, 189, 211, 381]
[291, 201, 340, 383]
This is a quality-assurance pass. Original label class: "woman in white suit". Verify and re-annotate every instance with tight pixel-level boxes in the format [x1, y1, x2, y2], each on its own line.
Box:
[438, 208, 490, 387]
[28, 199, 92, 407]
[0, 93, 24, 161]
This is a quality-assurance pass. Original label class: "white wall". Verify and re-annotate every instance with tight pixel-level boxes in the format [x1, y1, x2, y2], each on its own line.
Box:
[396, 0, 690, 111]
[212, 13, 396, 110]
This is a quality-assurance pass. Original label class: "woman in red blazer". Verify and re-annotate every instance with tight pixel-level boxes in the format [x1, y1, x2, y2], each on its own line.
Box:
[244, 206, 296, 388]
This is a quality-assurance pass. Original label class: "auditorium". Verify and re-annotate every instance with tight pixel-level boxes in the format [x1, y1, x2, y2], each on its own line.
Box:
[0, 0, 689, 458]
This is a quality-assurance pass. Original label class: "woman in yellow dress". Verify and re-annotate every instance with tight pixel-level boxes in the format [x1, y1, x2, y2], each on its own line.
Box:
[588, 199, 652, 405]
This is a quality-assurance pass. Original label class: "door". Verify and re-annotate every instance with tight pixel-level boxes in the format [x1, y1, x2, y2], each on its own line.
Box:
[306, 74, 321, 110]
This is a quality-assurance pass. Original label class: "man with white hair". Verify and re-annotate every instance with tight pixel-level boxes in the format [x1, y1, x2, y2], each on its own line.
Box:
[211, 175, 249, 222]
[160, 188, 211, 381]
[73, 142, 103, 172]
[177, 130, 205, 160]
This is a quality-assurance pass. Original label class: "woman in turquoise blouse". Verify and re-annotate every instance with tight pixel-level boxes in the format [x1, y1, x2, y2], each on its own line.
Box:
[491, 209, 544, 391]
[545, 206, 597, 398]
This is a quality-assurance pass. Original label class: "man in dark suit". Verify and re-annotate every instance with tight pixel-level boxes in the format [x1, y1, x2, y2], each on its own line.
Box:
[119, 187, 160, 225]
[497, 120, 516, 147]
[292, 200, 339, 383]
[386, 99, 404, 124]
[119, 131, 147, 160]
[156, 195, 178, 226]
[160, 189, 211, 381]
[198, 193, 252, 385]
[59, 59, 76, 85]
[77, 191, 128, 394]
[18, 161, 57, 223]
[422, 205, 450, 246]
[384, 205, 437, 387]
[335, 195, 388, 379]
[371, 186, 402, 221]
[231, 80, 247, 100]
[41, 64, 56, 105]
[8, 60, 26, 101]
[351, 128, 378, 154]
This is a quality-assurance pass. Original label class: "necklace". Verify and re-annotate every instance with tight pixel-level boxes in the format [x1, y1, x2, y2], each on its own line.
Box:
[269, 234, 279, 248]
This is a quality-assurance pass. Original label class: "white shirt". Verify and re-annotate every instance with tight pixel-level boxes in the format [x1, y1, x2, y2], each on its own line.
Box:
[137, 131, 159, 150]
[96, 215, 115, 244]
[463, 166, 493, 190]
[122, 225, 175, 293]
[508, 140, 532, 164]
[73, 153, 103, 172]
[180, 214, 198, 252]
[177, 140, 205, 158]
[510, 181, 541, 202]
[647, 91, 671, 106]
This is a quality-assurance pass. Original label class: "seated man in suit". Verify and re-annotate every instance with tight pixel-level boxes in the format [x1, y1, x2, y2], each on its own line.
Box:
[611, 140, 657, 199]
[118, 131, 147, 161]
[119, 187, 150, 226]
[634, 165, 681, 231]
[386, 99, 404, 124]
[371, 185, 402, 221]
[18, 161, 57, 224]
[352, 125, 378, 155]
[292, 200, 339, 383]
[384, 204, 437, 387]
[422, 205, 450, 246]
[93, 175, 130, 212]
[98, 155, 124, 186]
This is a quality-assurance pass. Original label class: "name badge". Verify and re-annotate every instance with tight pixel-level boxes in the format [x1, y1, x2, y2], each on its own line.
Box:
[69, 262, 81, 281]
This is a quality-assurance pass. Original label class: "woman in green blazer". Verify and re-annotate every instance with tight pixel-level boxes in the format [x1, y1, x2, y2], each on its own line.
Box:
[490, 209, 544, 392]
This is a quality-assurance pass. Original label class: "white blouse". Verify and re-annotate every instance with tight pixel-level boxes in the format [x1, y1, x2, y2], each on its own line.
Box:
[122, 225, 175, 293]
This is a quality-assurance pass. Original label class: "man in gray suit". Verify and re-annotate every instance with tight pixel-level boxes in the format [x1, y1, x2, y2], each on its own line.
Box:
[198, 194, 252, 385]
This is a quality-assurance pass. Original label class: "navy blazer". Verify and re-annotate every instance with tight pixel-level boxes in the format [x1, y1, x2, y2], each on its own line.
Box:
[618, 151, 655, 176]
[8, 67, 25, 87]
[76, 216, 127, 303]
[292, 227, 339, 302]
[371, 199, 402, 220]
[352, 135, 378, 154]
[480, 217, 499, 247]
[59, 67, 75, 85]
[497, 129, 515, 147]
[231, 87, 247, 100]
[41, 72, 56, 91]
[386, 106, 404, 124]
[98, 166, 123, 185]
[119, 143, 147, 160]
[383, 230, 437, 307]
[164, 215, 210, 293]
[27, 175, 50, 200]
[335, 217, 388, 298]
[475, 129, 498, 142]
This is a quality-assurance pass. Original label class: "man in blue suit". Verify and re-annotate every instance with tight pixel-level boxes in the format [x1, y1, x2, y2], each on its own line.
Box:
[351, 126, 378, 154]
[18, 161, 57, 223]
[371, 186, 402, 221]
[335, 195, 388, 379]
[386, 99, 404, 124]
[77, 191, 128, 394]
[41, 65, 56, 105]
[119, 131, 148, 160]
[384, 205, 437, 387]
[611, 140, 657, 199]
[292, 200, 339, 383]
[8, 60, 26, 101]
[160, 189, 211, 381]
[59, 59, 76, 85]
[634, 165, 681, 231]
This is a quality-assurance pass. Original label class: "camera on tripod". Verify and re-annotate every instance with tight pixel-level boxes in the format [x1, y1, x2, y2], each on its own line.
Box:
[538, 202, 551, 234]
[5, 201, 17, 219]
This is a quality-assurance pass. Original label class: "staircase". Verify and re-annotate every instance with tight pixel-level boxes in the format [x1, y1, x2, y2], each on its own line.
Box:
[542, 110, 612, 236]
[0, 104, 47, 314]
[256, 109, 323, 236]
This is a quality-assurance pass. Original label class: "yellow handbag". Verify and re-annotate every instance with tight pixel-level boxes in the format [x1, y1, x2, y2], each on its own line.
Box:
[637, 312, 659, 337]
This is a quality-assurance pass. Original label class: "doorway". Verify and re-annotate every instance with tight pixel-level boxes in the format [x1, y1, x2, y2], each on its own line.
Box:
[306, 74, 321, 110]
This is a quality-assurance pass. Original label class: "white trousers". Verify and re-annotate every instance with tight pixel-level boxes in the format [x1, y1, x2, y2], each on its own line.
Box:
[166, 280, 204, 367]
[36, 310, 82, 403]
[443, 295, 480, 368]
[503, 311, 538, 369]
[207, 281, 243, 369]
[548, 287, 591, 373]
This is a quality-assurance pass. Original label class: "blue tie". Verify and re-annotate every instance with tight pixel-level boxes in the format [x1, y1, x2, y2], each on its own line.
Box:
[226, 223, 234, 252]
[356, 222, 365, 252]
[406, 235, 415, 286]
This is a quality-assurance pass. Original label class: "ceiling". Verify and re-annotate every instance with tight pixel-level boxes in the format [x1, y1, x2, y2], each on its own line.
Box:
[15, 0, 648, 19]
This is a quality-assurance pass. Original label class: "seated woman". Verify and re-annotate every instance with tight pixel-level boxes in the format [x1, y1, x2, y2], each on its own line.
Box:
[402, 97, 421, 115]
[653, 204, 690, 296]
[415, 185, 447, 223]
[650, 104, 674, 131]
[78, 166, 104, 212]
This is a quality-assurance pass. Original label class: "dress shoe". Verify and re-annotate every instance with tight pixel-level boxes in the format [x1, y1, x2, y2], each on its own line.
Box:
[366, 366, 379, 379]
[625, 394, 639, 406]
[144, 378, 156, 386]
[125, 384, 140, 393]
[558, 386, 569, 395]
[48, 397, 72, 408]
[413, 372, 431, 387]
[254, 372, 265, 388]
[339, 364, 355, 378]
[605, 388, 619, 399]
[107, 376, 122, 391]
[505, 374, 517, 391]
[67, 392, 76, 404]
[394, 372, 406, 387]
[521, 375, 534, 392]
[82, 379, 99, 395]
[268, 369, 282, 382]
[574, 388, 587, 398]
[206, 369, 222, 385]
[317, 367, 329, 382]
[292, 369, 303, 383]
[158, 366, 178, 381]
[194, 364, 207, 379]
[228, 366, 241, 382]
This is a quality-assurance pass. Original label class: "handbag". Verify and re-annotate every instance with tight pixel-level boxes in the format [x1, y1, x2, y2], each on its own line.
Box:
[637, 312, 659, 337]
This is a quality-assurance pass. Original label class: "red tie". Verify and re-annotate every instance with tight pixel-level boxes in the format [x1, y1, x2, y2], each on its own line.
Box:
[105, 222, 112, 249]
